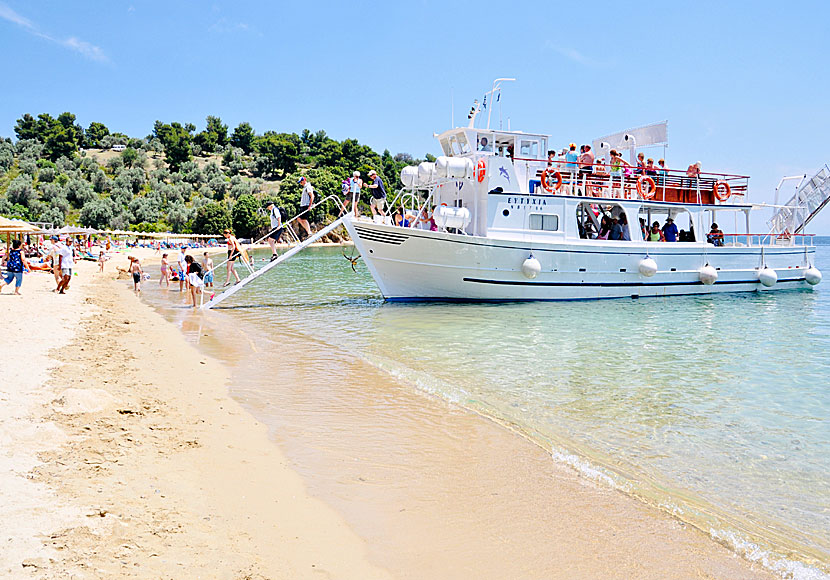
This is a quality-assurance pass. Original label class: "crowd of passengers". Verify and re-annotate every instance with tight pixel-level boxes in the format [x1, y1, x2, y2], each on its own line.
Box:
[546, 143, 704, 186]
[580, 213, 725, 245]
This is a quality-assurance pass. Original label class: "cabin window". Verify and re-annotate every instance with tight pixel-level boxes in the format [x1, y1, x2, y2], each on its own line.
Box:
[439, 137, 452, 157]
[520, 140, 539, 158]
[577, 202, 631, 240]
[449, 135, 462, 156]
[638, 207, 696, 242]
[529, 213, 560, 232]
[456, 132, 471, 154]
[477, 133, 494, 152]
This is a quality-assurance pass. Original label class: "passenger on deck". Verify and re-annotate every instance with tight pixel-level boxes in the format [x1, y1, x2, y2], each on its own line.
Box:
[647, 222, 665, 242]
[619, 213, 631, 240]
[662, 217, 679, 242]
[645, 158, 657, 177]
[635, 152, 645, 175]
[684, 161, 701, 196]
[597, 216, 611, 239]
[582, 218, 596, 239]
[639, 218, 648, 239]
[578, 145, 594, 180]
[608, 216, 623, 240]
[565, 144, 579, 173]
[707, 223, 725, 246]
[657, 159, 668, 185]
[594, 157, 608, 176]
[393, 207, 412, 228]
[478, 136, 492, 152]
[546, 150, 556, 168]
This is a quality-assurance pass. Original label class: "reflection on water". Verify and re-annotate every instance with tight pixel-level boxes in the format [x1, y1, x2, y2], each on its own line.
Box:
[142, 244, 830, 573]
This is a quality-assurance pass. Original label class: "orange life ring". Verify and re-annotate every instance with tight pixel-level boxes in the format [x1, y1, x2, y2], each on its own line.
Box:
[713, 180, 731, 202]
[540, 169, 562, 193]
[476, 159, 486, 182]
[637, 176, 656, 199]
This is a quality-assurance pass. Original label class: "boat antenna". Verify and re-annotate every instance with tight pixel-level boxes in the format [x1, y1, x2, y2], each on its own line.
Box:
[467, 99, 481, 129]
[486, 78, 515, 130]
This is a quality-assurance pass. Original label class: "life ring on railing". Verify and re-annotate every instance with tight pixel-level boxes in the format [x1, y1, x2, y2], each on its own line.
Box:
[637, 176, 657, 199]
[714, 180, 731, 202]
[476, 159, 486, 182]
[540, 169, 563, 193]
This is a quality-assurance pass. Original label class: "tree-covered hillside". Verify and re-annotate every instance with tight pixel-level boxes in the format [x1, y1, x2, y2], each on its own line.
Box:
[0, 113, 434, 237]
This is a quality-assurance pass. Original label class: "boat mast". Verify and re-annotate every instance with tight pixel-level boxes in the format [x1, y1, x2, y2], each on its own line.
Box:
[486, 78, 515, 130]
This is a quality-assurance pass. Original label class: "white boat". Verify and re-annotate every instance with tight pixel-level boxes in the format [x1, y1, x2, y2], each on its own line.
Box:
[343, 84, 826, 302]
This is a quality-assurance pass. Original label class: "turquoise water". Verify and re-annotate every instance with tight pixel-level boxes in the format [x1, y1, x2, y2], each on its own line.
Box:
[150, 241, 830, 577]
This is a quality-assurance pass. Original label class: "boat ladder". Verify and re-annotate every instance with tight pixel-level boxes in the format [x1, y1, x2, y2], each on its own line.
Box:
[201, 215, 349, 310]
[768, 164, 830, 236]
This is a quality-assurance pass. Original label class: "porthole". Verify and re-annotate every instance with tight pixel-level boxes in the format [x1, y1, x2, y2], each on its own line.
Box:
[502, 209, 510, 217]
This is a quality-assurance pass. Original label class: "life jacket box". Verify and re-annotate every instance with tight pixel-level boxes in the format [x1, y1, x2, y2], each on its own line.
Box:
[433, 206, 471, 230]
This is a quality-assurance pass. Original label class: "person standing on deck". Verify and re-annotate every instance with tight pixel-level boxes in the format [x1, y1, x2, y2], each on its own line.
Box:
[265, 201, 285, 261]
[348, 171, 362, 217]
[662, 217, 679, 242]
[366, 170, 387, 219]
[685, 161, 701, 199]
[297, 176, 315, 239]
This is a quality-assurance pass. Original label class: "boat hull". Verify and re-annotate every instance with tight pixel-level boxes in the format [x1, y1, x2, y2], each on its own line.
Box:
[344, 219, 817, 301]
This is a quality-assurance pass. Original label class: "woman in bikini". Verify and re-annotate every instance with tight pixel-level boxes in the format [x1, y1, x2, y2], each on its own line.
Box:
[159, 253, 170, 287]
[223, 229, 243, 286]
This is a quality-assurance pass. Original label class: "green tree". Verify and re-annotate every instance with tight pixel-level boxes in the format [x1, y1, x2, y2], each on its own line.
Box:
[191, 202, 231, 235]
[231, 194, 266, 238]
[122, 147, 139, 168]
[195, 115, 229, 154]
[253, 131, 300, 178]
[153, 121, 194, 171]
[79, 197, 117, 229]
[15, 112, 84, 160]
[230, 122, 255, 154]
[7, 175, 36, 207]
[85, 121, 110, 148]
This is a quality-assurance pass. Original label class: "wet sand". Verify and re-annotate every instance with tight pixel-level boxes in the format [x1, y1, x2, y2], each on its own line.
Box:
[2, 249, 778, 578]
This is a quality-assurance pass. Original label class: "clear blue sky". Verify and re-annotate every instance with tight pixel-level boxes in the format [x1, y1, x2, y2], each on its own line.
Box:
[2, 0, 829, 232]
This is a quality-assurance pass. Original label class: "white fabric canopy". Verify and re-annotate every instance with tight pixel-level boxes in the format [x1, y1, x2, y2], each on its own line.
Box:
[593, 121, 668, 154]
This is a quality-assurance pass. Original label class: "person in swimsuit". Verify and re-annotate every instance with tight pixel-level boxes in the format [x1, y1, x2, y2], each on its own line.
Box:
[202, 252, 214, 288]
[223, 229, 242, 286]
[129, 256, 143, 292]
[159, 253, 170, 287]
[184, 254, 204, 308]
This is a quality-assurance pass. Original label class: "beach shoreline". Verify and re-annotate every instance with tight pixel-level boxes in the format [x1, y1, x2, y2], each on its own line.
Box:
[0, 250, 792, 578]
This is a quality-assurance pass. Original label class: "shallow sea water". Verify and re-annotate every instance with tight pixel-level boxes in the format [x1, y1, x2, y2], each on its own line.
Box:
[144, 240, 830, 577]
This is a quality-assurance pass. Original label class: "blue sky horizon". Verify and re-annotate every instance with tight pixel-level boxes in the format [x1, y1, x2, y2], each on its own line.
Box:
[2, 0, 829, 233]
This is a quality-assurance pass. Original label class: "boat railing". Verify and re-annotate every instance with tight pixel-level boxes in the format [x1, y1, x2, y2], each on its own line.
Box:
[718, 232, 815, 247]
[511, 157, 750, 204]
[204, 194, 348, 279]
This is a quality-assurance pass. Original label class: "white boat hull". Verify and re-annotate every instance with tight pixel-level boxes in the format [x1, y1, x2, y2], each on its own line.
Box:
[345, 219, 816, 301]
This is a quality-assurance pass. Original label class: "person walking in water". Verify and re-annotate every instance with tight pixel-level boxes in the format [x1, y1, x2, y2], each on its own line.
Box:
[265, 201, 285, 261]
[297, 176, 315, 239]
[223, 229, 243, 286]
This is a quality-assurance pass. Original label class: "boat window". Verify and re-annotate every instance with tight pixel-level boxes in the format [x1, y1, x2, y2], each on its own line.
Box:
[449, 135, 462, 156]
[439, 137, 452, 157]
[637, 207, 696, 242]
[456, 132, 471, 154]
[520, 139, 539, 158]
[529, 213, 559, 232]
[477, 133, 494, 152]
[577, 201, 631, 240]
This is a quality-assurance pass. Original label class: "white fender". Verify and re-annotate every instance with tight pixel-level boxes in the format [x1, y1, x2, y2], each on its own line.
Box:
[758, 268, 778, 287]
[699, 265, 718, 285]
[638, 257, 658, 277]
[521, 255, 542, 279]
[805, 267, 822, 286]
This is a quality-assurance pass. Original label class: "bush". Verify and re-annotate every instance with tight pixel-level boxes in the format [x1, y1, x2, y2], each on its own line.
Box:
[7, 175, 36, 207]
[191, 201, 231, 235]
[232, 194, 267, 239]
[80, 197, 117, 229]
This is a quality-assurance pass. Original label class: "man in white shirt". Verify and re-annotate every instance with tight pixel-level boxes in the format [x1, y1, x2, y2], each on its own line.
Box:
[265, 201, 285, 261]
[56, 238, 74, 294]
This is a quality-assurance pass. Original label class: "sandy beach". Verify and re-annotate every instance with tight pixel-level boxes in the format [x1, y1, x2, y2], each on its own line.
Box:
[1, 249, 780, 579]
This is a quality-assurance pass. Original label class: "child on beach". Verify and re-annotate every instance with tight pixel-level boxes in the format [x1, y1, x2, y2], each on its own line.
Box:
[184, 254, 204, 308]
[129, 256, 143, 293]
[98, 250, 106, 273]
[202, 252, 214, 288]
[160, 253, 170, 287]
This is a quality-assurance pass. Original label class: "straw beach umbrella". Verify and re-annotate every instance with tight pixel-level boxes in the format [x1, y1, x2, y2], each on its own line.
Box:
[0, 217, 40, 251]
